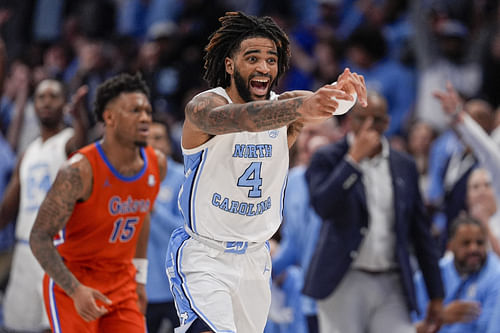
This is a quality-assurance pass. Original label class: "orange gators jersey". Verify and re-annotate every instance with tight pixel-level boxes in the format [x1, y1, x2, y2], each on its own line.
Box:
[56, 142, 160, 268]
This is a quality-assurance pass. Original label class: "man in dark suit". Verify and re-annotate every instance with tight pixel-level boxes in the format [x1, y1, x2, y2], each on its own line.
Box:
[304, 91, 444, 333]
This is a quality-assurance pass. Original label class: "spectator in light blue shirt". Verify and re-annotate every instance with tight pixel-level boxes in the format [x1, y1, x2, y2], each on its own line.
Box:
[145, 117, 184, 333]
[414, 215, 500, 333]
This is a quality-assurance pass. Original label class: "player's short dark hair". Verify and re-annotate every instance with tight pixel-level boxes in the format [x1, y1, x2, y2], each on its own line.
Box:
[203, 11, 290, 88]
[448, 214, 485, 240]
[93, 72, 150, 122]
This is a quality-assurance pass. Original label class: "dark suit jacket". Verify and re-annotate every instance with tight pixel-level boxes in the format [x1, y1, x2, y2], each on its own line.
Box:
[303, 137, 444, 311]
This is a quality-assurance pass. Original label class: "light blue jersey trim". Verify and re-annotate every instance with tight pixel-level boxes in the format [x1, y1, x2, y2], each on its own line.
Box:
[95, 141, 147, 181]
[279, 172, 288, 222]
[166, 228, 235, 333]
[180, 149, 207, 233]
[177, 240, 222, 332]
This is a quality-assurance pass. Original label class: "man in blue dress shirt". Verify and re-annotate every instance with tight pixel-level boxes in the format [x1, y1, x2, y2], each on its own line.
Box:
[414, 215, 500, 333]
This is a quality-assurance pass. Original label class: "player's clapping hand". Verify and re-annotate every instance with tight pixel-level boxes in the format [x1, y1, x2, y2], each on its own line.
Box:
[71, 284, 112, 322]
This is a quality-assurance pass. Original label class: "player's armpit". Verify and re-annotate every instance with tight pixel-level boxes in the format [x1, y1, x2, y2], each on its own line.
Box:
[29, 154, 93, 295]
[287, 120, 305, 148]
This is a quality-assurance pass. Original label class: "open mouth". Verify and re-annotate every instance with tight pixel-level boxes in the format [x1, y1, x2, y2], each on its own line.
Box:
[466, 254, 482, 265]
[138, 126, 150, 136]
[250, 78, 270, 97]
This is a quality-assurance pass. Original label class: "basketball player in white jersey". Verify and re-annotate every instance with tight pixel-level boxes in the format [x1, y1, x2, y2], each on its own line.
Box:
[0, 80, 88, 332]
[165, 11, 367, 333]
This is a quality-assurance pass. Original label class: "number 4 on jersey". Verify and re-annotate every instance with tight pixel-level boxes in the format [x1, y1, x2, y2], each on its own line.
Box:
[237, 162, 262, 198]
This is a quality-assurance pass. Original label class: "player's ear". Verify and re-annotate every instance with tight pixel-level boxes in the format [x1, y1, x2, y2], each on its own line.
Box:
[102, 108, 115, 127]
[225, 57, 234, 75]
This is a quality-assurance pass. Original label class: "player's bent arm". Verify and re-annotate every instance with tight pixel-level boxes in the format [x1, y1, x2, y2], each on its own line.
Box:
[0, 154, 24, 229]
[29, 154, 93, 296]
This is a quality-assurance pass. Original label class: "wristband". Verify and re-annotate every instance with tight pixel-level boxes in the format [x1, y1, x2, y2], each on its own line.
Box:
[132, 258, 148, 284]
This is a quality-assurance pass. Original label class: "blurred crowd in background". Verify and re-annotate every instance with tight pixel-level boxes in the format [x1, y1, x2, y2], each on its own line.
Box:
[1, 0, 500, 332]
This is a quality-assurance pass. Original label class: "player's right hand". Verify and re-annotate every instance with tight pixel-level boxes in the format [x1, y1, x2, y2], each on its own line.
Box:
[300, 85, 354, 120]
[71, 284, 112, 322]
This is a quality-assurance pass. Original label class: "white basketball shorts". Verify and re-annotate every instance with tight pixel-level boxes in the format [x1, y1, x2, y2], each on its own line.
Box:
[166, 227, 272, 333]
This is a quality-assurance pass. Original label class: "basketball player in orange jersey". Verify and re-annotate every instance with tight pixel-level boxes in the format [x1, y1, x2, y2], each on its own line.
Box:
[29, 73, 167, 332]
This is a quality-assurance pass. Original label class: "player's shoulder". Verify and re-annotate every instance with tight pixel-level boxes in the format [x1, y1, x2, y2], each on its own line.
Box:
[53, 152, 93, 200]
[188, 88, 229, 107]
[65, 152, 93, 179]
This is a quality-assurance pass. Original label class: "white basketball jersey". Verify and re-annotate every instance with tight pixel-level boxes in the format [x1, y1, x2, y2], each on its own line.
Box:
[179, 87, 289, 242]
[17, 128, 73, 241]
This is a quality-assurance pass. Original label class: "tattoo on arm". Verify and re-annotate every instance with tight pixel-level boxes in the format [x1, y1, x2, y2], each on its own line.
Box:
[186, 93, 304, 135]
[29, 164, 85, 296]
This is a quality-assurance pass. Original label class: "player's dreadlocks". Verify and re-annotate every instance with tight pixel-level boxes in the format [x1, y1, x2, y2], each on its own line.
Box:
[203, 11, 291, 88]
[94, 72, 150, 122]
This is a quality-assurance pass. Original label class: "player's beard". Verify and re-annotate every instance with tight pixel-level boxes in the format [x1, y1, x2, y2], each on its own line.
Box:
[134, 140, 147, 147]
[234, 68, 273, 102]
[38, 109, 63, 130]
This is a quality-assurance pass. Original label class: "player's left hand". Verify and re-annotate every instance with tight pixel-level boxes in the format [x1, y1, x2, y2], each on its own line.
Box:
[336, 68, 367, 107]
[136, 283, 147, 315]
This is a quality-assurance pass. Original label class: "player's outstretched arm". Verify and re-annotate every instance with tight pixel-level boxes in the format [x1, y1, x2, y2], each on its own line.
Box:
[185, 92, 304, 134]
[183, 86, 356, 149]
[29, 154, 111, 321]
